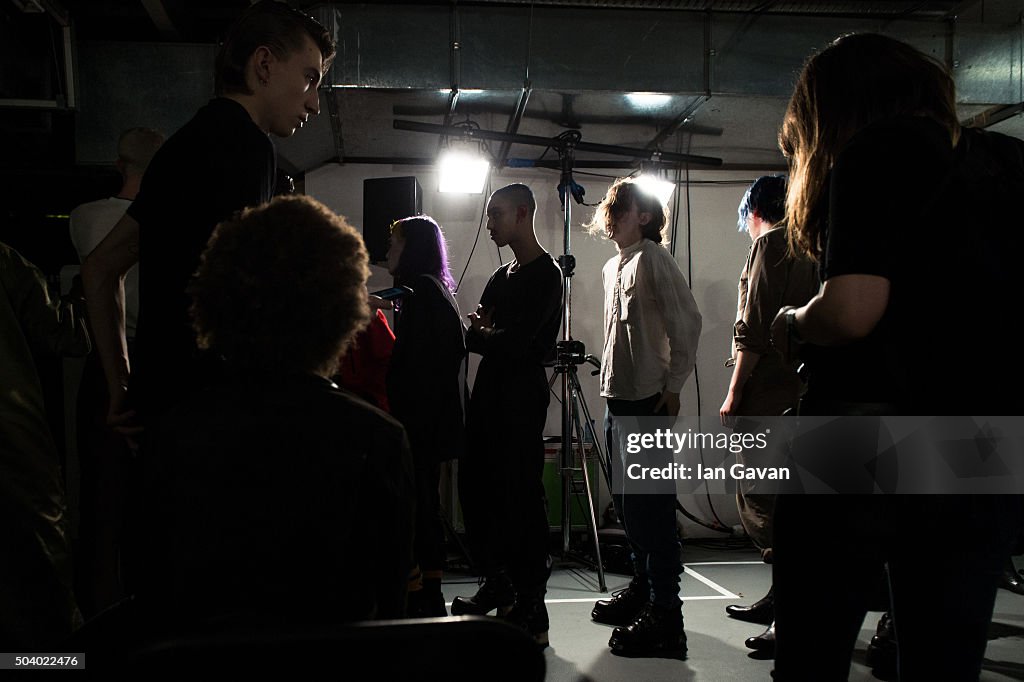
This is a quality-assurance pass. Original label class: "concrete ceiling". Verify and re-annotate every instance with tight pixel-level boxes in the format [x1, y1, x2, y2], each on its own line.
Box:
[5, 0, 1022, 174]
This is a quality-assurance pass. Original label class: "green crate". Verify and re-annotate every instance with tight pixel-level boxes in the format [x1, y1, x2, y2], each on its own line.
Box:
[543, 444, 601, 531]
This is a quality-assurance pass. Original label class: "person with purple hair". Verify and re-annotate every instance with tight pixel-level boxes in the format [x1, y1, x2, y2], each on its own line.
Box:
[385, 215, 466, 617]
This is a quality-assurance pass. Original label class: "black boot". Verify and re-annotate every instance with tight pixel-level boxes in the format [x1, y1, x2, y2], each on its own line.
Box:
[592, 576, 648, 626]
[450, 574, 514, 616]
[725, 585, 774, 625]
[608, 602, 687, 659]
[865, 611, 897, 675]
[502, 595, 549, 648]
[744, 621, 776, 655]
[999, 559, 1024, 595]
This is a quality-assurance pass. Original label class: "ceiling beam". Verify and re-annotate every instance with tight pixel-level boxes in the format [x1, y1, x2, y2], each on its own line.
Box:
[961, 102, 1024, 129]
[495, 82, 533, 170]
[140, 0, 180, 40]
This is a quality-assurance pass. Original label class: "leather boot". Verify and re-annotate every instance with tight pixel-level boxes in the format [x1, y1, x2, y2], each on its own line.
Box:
[502, 595, 549, 648]
[450, 574, 514, 616]
[725, 585, 774, 625]
[608, 602, 687, 659]
[744, 621, 776, 654]
[998, 559, 1024, 595]
[592, 576, 648, 626]
[865, 611, 897, 674]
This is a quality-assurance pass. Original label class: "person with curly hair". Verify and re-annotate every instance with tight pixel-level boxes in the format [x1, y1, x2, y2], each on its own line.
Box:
[138, 195, 414, 629]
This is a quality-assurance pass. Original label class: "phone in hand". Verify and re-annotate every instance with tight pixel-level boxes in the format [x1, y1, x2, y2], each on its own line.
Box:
[370, 285, 414, 301]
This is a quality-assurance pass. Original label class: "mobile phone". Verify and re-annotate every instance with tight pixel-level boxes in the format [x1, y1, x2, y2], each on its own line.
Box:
[370, 285, 414, 301]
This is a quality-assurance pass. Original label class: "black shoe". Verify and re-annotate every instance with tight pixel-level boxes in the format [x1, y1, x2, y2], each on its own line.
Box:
[450, 575, 514, 616]
[502, 596, 549, 649]
[725, 586, 774, 625]
[592, 576, 648, 626]
[609, 602, 687, 659]
[406, 588, 447, 618]
[999, 560, 1024, 595]
[744, 621, 775, 654]
[865, 611, 897, 674]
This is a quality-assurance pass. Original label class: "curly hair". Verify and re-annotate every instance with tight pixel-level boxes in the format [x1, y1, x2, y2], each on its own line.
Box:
[585, 176, 670, 244]
[780, 33, 959, 262]
[190, 195, 370, 376]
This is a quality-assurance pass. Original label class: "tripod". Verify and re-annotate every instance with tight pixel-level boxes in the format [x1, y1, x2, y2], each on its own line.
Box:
[553, 131, 611, 592]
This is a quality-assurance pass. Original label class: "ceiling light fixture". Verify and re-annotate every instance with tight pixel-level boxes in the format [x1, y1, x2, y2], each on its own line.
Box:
[626, 92, 672, 108]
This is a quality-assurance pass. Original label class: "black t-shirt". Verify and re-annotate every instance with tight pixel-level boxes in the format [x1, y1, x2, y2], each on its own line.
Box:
[804, 116, 1023, 413]
[466, 254, 563, 413]
[126, 98, 275, 416]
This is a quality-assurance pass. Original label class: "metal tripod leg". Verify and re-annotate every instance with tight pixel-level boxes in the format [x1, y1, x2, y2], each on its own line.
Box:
[557, 366, 607, 592]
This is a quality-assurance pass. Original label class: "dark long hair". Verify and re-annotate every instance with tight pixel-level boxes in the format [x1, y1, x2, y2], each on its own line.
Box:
[780, 33, 960, 261]
[390, 215, 456, 292]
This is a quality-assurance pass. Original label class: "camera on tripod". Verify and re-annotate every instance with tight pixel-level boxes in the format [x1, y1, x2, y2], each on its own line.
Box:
[555, 339, 587, 366]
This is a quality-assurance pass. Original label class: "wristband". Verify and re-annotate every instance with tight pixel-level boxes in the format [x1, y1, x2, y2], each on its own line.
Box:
[786, 309, 804, 345]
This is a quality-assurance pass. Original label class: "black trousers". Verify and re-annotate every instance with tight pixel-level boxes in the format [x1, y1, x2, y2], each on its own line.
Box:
[605, 394, 683, 609]
[459, 390, 551, 596]
[774, 493, 1018, 681]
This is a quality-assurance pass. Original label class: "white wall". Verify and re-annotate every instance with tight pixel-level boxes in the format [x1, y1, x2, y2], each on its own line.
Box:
[307, 163, 770, 539]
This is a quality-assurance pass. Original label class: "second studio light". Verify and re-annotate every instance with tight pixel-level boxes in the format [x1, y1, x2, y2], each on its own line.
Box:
[636, 173, 676, 207]
[438, 148, 491, 194]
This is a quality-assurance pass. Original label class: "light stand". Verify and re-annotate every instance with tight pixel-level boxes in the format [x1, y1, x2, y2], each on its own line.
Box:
[550, 130, 610, 590]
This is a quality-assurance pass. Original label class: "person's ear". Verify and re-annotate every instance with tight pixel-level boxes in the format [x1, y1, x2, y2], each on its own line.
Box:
[251, 46, 275, 87]
[638, 211, 652, 226]
[517, 205, 529, 222]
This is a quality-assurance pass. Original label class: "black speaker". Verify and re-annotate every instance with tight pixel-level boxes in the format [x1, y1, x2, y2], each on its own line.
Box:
[362, 176, 422, 263]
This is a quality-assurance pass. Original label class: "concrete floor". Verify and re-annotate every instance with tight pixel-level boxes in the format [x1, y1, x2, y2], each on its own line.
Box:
[442, 547, 1024, 682]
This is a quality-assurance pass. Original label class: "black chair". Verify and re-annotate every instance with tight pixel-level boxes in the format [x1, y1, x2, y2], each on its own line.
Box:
[68, 601, 545, 681]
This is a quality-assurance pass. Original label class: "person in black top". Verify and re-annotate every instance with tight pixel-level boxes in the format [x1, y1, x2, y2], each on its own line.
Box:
[385, 215, 466, 617]
[140, 195, 414, 631]
[768, 33, 1024, 681]
[82, 1, 335, 426]
[451, 184, 563, 648]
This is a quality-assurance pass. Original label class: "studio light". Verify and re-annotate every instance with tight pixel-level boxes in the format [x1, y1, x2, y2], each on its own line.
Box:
[438, 148, 490, 194]
[636, 173, 676, 206]
[625, 92, 672, 109]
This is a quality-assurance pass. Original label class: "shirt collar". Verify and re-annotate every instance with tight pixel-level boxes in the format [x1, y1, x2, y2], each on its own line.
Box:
[618, 238, 645, 259]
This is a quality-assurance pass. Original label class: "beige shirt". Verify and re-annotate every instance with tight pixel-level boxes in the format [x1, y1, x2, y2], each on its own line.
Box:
[69, 197, 139, 338]
[600, 238, 702, 400]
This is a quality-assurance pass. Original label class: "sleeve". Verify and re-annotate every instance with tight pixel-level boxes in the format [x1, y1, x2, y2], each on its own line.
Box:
[734, 232, 789, 356]
[647, 247, 701, 393]
[1, 246, 90, 358]
[465, 270, 499, 356]
[469, 261, 562, 361]
[824, 121, 949, 282]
